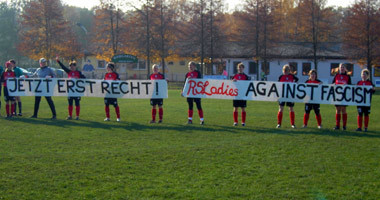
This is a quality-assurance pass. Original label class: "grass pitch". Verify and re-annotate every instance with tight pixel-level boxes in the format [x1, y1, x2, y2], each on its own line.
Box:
[0, 90, 380, 199]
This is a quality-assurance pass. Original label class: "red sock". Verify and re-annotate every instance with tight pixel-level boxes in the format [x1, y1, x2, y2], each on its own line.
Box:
[115, 106, 120, 118]
[336, 114, 341, 127]
[364, 115, 369, 128]
[105, 106, 110, 118]
[242, 111, 246, 123]
[159, 108, 163, 120]
[76, 106, 80, 117]
[342, 113, 347, 127]
[233, 111, 238, 123]
[6, 104, 10, 116]
[198, 109, 203, 119]
[303, 113, 310, 126]
[357, 115, 362, 129]
[188, 110, 193, 119]
[290, 111, 295, 125]
[316, 114, 322, 126]
[152, 108, 157, 121]
[277, 111, 283, 125]
[68, 105, 73, 117]
[11, 103, 15, 115]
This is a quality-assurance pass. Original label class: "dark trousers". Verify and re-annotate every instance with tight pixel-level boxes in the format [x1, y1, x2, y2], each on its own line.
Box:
[33, 96, 56, 116]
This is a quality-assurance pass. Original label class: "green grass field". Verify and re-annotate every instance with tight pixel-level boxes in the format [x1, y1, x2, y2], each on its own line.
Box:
[1, 90, 380, 199]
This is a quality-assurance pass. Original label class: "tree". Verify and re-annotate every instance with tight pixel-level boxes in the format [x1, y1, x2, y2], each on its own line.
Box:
[343, 0, 380, 75]
[0, 2, 19, 61]
[18, 0, 80, 61]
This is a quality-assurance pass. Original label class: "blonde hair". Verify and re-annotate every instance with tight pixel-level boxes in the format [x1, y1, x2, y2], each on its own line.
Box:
[283, 64, 290, 73]
[152, 64, 159, 71]
[237, 63, 245, 69]
[361, 69, 370, 80]
[188, 61, 196, 67]
[308, 69, 317, 78]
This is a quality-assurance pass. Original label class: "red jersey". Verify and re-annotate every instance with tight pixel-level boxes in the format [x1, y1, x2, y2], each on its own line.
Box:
[1, 71, 15, 87]
[185, 70, 202, 79]
[357, 80, 374, 87]
[305, 79, 322, 84]
[232, 73, 250, 81]
[68, 71, 85, 79]
[278, 74, 298, 83]
[104, 72, 120, 81]
[332, 73, 351, 85]
[150, 73, 165, 80]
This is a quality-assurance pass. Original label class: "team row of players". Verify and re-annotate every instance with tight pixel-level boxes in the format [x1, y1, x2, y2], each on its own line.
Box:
[0, 59, 376, 131]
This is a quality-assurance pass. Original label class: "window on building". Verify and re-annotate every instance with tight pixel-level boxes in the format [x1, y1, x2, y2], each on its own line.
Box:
[302, 63, 311, 76]
[374, 65, 380, 77]
[97, 60, 105, 69]
[131, 60, 146, 70]
[233, 61, 241, 74]
[249, 62, 258, 74]
[289, 62, 298, 75]
[180, 61, 186, 66]
[168, 61, 174, 65]
[261, 61, 270, 75]
[330, 63, 353, 76]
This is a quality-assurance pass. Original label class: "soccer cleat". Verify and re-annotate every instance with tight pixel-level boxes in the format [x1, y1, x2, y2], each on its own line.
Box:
[18, 113, 22, 116]
[356, 128, 362, 131]
[75, 116, 79, 120]
[51, 115, 56, 120]
[291, 125, 296, 129]
[276, 124, 281, 128]
[241, 123, 245, 127]
[6, 115, 12, 119]
[233, 122, 238, 126]
[116, 118, 120, 122]
[302, 125, 307, 128]
[334, 126, 340, 130]
[30, 115, 37, 118]
[158, 120, 162, 123]
[343, 126, 346, 130]
[104, 118, 110, 121]
[66, 116, 72, 120]
[200, 120, 204, 125]
[187, 120, 192, 124]
[318, 125, 322, 129]
[364, 128, 368, 132]
[150, 120, 156, 124]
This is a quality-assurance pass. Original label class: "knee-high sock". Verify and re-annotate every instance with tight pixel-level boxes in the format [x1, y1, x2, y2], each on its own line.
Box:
[316, 114, 322, 126]
[277, 111, 283, 125]
[233, 111, 238, 123]
[11, 103, 15, 115]
[242, 111, 246, 123]
[76, 106, 80, 117]
[115, 106, 120, 118]
[152, 108, 157, 121]
[6, 104, 10, 116]
[188, 110, 193, 119]
[336, 114, 341, 127]
[159, 108, 163, 120]
[364, 116, 369, 128]
[198, 109, 204, 119]
[303, 113, 310, 126]
[68, 105, 73, 117]
[342, 113, 347, 127]
[290, 111, 295, 125]
[105, 106, 110, 118]
[357, 115, 362, 129]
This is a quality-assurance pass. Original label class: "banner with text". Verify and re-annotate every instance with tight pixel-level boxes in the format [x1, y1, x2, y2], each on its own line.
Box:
[183, 79, 373, 106]
[7, 78, 168, 99]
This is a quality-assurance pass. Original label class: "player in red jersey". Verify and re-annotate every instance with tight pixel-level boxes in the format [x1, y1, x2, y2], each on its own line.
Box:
[303, 69, 322, 129]
[332, 63, 351, 130]
[104, 62, 121, 122]
[232, 63, 251, 126]
[356, 69, 375, 132]
[149, 64, 166, 123]
[56, 56, 86, 120]
[182, 61, 204, 125]
[0, 62, 16, 118]
[277, 64, 299, 128]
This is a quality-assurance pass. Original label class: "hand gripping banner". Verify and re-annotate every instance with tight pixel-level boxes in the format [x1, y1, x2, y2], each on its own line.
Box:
[182, 79, 373, 106]
[7, 78, 168, 99]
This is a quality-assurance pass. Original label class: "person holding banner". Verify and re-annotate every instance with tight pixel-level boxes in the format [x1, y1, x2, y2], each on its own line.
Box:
[277, 64, 299, 128]
[56, 56, 86, 120]
[149, 64, 165, 123]
[232, 63, 251, 126]
[1, 62, 16, 118]
[332, 63, 351, 130]
[30, 58, 57, 119]
[104, 62, 121, 122]
[182, 61, 204, 125]
[0, 65, 3, 115]
[303, 69, 322, 129]
[356, 69, 375, 132]
[9, 60, 23, 116]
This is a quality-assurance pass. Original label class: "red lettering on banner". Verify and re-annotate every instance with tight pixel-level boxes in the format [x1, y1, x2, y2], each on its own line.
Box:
[186, 80, 238, 96]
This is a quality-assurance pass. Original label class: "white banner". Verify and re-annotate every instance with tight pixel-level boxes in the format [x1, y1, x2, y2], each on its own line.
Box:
[183, 79, 373, 106]
[7, 78, 168, 99]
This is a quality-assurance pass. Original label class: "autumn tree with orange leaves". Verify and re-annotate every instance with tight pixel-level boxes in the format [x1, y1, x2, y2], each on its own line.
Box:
[18, 0, 80, 61]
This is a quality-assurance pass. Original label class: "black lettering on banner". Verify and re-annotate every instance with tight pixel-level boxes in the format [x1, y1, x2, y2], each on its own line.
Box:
[296, 84, 306, 99]
[156, 82, 159, 95]
[57, 79, 66, 93]
[35, 79, 42, 93]
[8, 79, 17, 92]
[286, 83, 296, 99]
[66, 80, 75, 93]
[86, 80, 96, 93]
[354, 87, 363, 103]
[142, 82, 151, 95]
[119, 82, 129, 94]
[245, 82, 257, 96]
[268, 83, 279, 97]
[101, 81, 110, 94]
[131, 82, 140, 95]
[343, 86, 352, 102]
[26, 79, 33, 92]
[76, 80, 85, 93]
[335, 86, 344, 101]
[281, 84, 285, 98]
[18, 79, 25, 92]
[306, 84, 318, 100]
[43, 79, 52, 93]
[321, 85, 329, 100]
[111, 82, 120, 94]
[257, 82, 266, 96]
[363, 87, 373, 104]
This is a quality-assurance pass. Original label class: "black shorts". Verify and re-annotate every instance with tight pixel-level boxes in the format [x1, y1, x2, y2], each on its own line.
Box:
[233, 100, 247, 108]
[335, 105, 348, 107]
[279, 101, 294, 107]
[104, 98, 118, 106]
[357, 106, 371, 115]
[305, 103, 320, 114]
[187, 98, 201, 104]
[68, 97, 81, 101]
[3, 87, 15, 102]
[150, 98, 163, 106]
